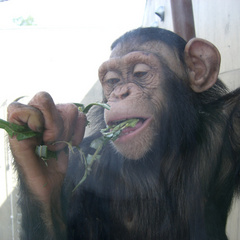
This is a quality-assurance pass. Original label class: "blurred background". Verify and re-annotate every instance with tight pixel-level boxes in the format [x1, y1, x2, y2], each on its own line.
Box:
[0, 0, 239, 239]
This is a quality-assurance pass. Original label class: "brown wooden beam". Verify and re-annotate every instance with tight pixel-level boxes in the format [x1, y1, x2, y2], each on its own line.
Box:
[170, 0, 196, 41]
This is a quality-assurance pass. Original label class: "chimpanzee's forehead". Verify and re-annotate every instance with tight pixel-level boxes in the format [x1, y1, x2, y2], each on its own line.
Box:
[111, 41, 169, 57]
[110, 40, 185, 78]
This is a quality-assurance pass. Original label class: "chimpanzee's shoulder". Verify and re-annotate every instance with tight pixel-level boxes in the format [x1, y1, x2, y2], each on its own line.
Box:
[225, 88, 240, 151]
[223, 87, 240, 104]
[215, 87, 240, 116]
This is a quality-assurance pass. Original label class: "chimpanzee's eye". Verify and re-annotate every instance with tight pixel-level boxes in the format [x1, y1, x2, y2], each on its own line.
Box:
[106, 78, 120, 85]
[133, 64, 150, 78]
[103, 71, 121, 86]
[133, 71, 148, 78]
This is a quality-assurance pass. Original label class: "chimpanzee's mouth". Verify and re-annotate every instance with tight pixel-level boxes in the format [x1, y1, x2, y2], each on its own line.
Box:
[108, 118, 146, 127]
[107, 117, 151, 142]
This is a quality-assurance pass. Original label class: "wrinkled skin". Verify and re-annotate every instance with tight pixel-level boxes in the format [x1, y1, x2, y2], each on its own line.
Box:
[99, 51, 165, 159]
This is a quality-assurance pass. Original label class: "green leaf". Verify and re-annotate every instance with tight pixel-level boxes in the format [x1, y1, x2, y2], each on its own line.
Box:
[101, 118, 139, 141]
[90, 137, 105, 150]
[35, 145, 57, 160]
[74, 102, 110, 114]
[0, 119, 41, 141]
[86, 154, 100, 164]
[14, 96, 27, 102]
[73, 103, 85, 112]
[0, 102, 139, 190]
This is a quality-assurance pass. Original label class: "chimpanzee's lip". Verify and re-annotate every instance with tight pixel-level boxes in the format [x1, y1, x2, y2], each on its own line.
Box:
[108, 117, 146, 127]
[107, 116, 152, 142]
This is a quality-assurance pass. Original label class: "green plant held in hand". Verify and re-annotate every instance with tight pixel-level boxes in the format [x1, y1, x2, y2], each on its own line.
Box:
[35, 145, 58, 166]
[0, 119, 42, 141]
[0, 100, 139, 189]
[0, 101, 109, 143]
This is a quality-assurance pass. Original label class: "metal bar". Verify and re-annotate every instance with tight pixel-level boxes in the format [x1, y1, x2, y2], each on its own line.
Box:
[170, 0, 196, 41]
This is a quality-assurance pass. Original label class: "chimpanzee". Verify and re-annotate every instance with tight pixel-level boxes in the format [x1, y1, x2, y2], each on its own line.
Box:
[7, 27, 240, 240]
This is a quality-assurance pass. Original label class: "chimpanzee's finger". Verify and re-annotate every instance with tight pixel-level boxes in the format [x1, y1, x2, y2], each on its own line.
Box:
[7, 102, 44, 133]
[71, 111, 87, 146]
[51, 103, 80, 151]
[28, 92, 64, 143]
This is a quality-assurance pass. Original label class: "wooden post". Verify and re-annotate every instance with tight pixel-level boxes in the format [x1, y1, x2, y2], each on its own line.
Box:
[170, 0, 196, 41]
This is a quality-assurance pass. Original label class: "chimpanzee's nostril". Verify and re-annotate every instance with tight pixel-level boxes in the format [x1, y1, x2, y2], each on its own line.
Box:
[112, 85, 132, 100]
[121, 91, 130, 99]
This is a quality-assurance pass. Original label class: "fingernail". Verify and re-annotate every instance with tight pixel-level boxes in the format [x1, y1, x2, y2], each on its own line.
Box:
[36, 126, 44, 133]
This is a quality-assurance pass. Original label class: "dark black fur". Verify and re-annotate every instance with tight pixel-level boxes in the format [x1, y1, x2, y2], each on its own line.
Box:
[18, 28, 240, 240]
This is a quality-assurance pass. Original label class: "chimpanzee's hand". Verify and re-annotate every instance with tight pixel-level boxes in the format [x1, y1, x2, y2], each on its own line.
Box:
[7, 92, 86, 203]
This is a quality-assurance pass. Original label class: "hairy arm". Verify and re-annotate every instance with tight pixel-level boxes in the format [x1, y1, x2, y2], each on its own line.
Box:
[7, 92, 86, 239]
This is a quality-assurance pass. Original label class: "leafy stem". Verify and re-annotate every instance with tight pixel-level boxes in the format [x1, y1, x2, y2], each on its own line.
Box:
[0, 100, 139, 189]
[0, 119, 42, 141]
[0, 101, 110, 147]
[74, 102, 110, 114]
[72, 118, 139, 190]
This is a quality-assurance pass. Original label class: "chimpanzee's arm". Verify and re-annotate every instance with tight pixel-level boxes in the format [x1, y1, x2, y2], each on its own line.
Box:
[7, 92, 86, 240]
[18, 175, 67, 240]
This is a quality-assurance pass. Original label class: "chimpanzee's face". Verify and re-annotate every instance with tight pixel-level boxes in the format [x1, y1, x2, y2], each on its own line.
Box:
[98, 41, 185, 160]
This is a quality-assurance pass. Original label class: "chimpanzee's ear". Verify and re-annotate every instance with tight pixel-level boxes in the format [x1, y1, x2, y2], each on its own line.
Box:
[184, 38, 221, 92]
